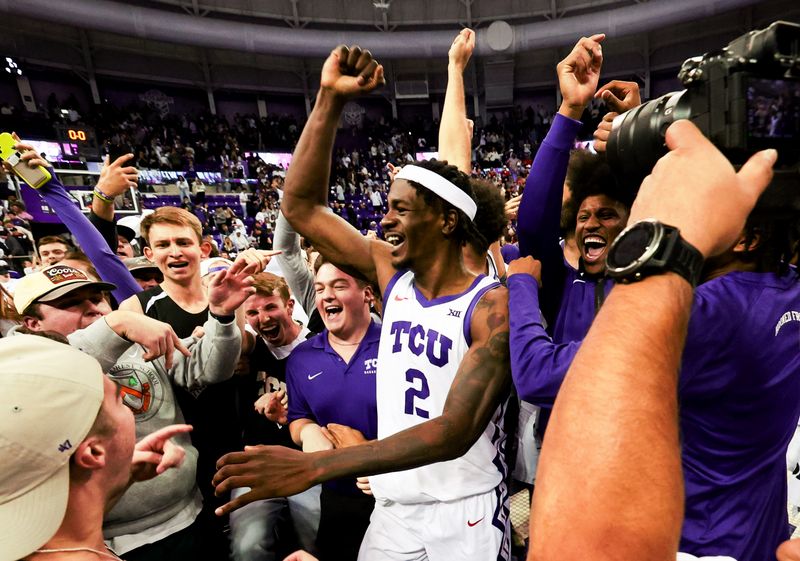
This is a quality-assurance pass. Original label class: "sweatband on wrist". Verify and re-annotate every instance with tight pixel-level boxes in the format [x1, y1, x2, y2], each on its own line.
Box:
[395, 165, 477, 220]
[93, 187, 114, 203]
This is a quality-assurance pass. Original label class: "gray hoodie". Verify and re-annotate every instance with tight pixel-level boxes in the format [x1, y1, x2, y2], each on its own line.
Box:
[63, 314, 241, 537]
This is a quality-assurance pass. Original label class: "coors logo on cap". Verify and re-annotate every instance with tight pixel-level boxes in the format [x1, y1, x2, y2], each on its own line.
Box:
[43, 266, 88, 285]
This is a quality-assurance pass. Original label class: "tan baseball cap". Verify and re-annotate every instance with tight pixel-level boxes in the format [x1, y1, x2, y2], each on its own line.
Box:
[0, 334, 105, 560]
[13, 264, 117, 314]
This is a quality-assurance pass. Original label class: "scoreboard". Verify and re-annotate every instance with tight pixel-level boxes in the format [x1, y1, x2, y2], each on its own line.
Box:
[54, 124, 99, 158]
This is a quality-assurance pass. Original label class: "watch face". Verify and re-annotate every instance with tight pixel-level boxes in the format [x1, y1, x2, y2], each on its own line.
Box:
[608, 220, 657, 270]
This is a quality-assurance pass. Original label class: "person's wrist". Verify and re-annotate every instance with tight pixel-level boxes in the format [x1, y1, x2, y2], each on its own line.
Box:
[448, 62, 466, 73]
[309, 447, 333, 485]
[93, 181, 117, 203]
[558, 102, 585, 121]
[316, 87, 348, 108]
[209, 308, 235, 322]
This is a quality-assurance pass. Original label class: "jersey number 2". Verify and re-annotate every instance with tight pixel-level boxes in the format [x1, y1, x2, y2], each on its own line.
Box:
[404, 368, 430, 419]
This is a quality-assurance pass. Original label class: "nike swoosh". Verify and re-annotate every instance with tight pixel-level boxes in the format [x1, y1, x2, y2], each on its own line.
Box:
[394, 295, 408, 301]
[467, 516, 485, 527]
[307, 371, 323, 380]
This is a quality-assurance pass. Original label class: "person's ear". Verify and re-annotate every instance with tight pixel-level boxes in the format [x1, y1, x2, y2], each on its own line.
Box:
[143, 246, 154, 261]
[363, 284, 375, 305]
[200, 241, 212, 259]
[22, 315, 41, 330]
[286, 297, 295, 315]
[732, 231, 760, 253]
[71, 437, 108, 471]
[442, 208, 458, 236]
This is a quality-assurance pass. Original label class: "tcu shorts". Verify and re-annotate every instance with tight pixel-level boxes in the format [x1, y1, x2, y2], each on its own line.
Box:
[358, 483, 510, 561]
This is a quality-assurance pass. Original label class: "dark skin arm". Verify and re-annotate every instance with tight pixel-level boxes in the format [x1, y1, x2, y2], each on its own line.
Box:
[213, 285, 511, 515]
[281, 45, 394, 287]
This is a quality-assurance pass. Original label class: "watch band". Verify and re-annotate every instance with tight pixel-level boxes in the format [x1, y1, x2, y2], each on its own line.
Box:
[660, 226, 705, 287]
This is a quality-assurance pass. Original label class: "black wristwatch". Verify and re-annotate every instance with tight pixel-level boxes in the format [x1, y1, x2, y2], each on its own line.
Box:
[606, 219, 704, 287]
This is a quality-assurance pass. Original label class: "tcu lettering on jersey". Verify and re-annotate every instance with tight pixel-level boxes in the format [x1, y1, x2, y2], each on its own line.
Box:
[389, 321, 453, 367]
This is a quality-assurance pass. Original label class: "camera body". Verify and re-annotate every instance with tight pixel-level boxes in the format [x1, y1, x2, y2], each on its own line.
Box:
[607, 20, 800, 215]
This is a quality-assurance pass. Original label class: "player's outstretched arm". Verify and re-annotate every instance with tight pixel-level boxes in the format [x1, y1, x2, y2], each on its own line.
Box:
[438, 28, 475, 174]
[212, 286, 511, 515]
[282, 45, 391, 285]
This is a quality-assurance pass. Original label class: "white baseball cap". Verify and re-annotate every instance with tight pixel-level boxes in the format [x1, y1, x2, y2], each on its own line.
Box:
[0, 335, 105, 560]
[13, 264, 116, 314]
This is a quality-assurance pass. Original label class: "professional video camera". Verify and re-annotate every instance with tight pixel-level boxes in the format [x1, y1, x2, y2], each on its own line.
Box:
[607, 20, 800, 216]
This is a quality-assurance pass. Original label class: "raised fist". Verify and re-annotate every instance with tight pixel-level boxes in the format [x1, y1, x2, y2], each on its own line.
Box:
[320, 45, 385, 99]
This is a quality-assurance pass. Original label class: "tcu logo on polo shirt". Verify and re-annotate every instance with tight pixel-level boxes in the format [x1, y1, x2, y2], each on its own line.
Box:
[364, 358, 378, 375]
[389, 320, 453, 367]
[44, 266, 87, 284]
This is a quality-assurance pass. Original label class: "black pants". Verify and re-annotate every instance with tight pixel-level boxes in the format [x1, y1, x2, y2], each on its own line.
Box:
[316, 486, 375, 561]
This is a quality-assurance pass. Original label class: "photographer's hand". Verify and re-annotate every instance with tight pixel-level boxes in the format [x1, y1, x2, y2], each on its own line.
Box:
[630, 120, 776, 258]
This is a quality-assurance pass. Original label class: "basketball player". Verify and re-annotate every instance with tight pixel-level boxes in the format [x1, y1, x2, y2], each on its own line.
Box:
[215, 45, 511, 561]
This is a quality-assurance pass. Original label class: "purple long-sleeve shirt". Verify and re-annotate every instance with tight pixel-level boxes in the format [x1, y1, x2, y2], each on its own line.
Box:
[516, 113, 611, 343]
[38, 173, 141, 303]
[510, 265, 800, 561]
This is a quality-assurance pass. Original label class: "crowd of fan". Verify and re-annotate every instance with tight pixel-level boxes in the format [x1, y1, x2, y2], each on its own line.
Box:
[5, 25, 798, 561]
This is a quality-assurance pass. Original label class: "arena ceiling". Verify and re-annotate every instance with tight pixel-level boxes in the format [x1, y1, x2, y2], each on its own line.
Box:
[136, 0, 641, 30]
[0, 0, 797, 109]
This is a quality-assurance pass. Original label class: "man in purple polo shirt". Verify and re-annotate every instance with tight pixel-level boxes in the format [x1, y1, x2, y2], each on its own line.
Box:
[286, 255, 379, 561]
[508, 33, 800, 561]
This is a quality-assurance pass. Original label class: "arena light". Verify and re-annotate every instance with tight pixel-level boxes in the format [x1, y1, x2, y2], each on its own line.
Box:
[4, 57, 21, 76]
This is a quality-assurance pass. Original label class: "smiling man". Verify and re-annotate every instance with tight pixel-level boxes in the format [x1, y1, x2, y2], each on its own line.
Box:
[214, 45, 511, 561]
[118, 207, 271, 559]
[232, 272, 319, 561]
[514, 34, 634, 344]
[285, 255, 380, 561]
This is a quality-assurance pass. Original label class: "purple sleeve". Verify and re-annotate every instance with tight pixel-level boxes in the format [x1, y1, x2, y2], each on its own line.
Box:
[508, 273, 581, 405]
[37, 173, 141, 303]
[516, 113, 582, 324]
[517, 113, 582, 258]
[286, 355, 316, 424]
[500, 243, 520, 264]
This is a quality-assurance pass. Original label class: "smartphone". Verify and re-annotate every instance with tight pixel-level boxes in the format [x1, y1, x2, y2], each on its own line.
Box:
[0, 132, 51, 189]
[107, 143, 134, 167]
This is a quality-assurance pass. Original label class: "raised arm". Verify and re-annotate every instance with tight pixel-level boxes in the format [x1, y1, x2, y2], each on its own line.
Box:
[212, 285, 511, 513]
[529, 121, 776, 561]
[273, 211, 316, 316]
[516, 34, 604, 321]
[11, 139, 141, 302]
[167, 257, 256, 388]
[438, 28, 475, 173]
[281, 46, 393, 288]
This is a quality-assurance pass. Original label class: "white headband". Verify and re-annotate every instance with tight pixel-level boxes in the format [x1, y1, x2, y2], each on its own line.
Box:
[395, 165, 477, 221]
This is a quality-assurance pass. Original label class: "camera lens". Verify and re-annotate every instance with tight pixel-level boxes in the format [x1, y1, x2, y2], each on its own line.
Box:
[607, 90, 691, 184]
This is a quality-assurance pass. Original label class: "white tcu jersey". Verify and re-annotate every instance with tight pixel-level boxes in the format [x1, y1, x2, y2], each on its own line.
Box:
[486, 250, 500, 281]
[370, 270, 508, 504]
